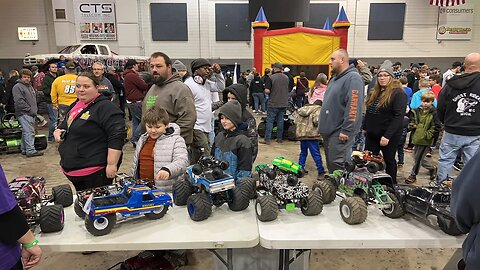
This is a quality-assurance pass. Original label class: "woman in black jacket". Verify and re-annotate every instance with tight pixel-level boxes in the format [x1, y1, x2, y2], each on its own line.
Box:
[363, 61, 407, 183]
[54, 72, 126, 191]
[2, 70, 19, 114]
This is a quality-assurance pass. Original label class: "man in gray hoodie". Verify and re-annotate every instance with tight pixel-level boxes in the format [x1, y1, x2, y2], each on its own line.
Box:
[319, 49, 364, 173]
[12, 69, 43, 157]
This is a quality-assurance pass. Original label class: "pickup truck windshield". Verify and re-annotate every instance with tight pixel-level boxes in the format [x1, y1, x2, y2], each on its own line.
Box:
[58, 45, 81, 54]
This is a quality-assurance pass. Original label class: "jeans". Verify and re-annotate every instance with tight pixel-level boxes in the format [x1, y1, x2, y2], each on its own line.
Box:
[437, 132, 480, 181]
[46, 103, 57, 141]
[18, 114, 36, 154]
[126, 102, 142, 144]
[295, 94, 304, 108]
[252, 93, 266, 112]
[265, 107, 286, 142]
[299, 140, 325, 174]
[209, 116, 215, 148]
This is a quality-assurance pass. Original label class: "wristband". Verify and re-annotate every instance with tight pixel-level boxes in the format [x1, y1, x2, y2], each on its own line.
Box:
[22, 239, 39, 249]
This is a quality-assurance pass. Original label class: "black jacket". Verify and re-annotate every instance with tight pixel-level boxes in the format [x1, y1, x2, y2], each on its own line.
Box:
[249, 75, 264, 94]
[58, 95, 126, 171]
[105, 73, 123, 95]
[438, 72, 480, 136]
[2, 76, 18, 113]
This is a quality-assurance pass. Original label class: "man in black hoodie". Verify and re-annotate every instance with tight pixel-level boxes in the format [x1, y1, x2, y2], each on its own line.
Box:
[436, 52, 480, 183]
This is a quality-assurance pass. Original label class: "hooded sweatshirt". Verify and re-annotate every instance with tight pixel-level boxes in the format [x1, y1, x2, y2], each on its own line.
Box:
[213, 101, 253, 181]
[319, 65, 365, 137]
[451, 150, 480, 269]
[222, 84, 258, 162]
[437, 72, 480, 136]
[131, 123, 189, 192]
[142, 73, 197, 145]
[12, 79, 37, 117]
[124, 68, 149, 102]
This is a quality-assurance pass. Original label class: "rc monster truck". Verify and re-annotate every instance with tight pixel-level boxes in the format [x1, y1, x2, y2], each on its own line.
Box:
[254, 157, 323, 222]
[8, 176, 73, 233]
[0, 113, 47, 154]
[349, 150, 385, 173]
[313, 167, 404, 225]
[395, 184, 463, 236]
[172, 156, 253, 222]
[75, 175, 172, 236]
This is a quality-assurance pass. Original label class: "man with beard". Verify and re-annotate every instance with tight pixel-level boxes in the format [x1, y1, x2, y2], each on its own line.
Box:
[184, 58, 214, 164]
[318, 49, 364, 173]
[142, 52, 196, 147]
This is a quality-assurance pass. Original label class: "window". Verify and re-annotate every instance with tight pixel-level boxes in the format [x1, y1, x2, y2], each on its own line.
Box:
[304, 4, 339, 29]
[150, 3, 188, 41]
[55, 9, 66, 20]
[80, 45, 98, 55]
[368, 3, 406, 40]
[98, 45, 109, 55]
[215, 4, 250, 41]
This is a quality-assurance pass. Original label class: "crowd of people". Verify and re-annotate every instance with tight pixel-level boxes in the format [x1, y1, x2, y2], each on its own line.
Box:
[0, 49, 480, 269]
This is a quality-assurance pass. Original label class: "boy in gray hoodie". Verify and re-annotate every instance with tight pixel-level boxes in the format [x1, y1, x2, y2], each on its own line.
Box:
[12, 69, 43, 157]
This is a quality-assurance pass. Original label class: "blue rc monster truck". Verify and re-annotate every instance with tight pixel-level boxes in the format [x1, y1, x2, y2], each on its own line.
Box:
[75, 175, 172, 236]
[172, 156, 253, 221]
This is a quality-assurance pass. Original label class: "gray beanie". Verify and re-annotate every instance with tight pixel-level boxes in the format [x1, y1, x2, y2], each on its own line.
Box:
[172, 60, 187, 72]
[218, 100, 242, 127]
[378, 60, 394, 77]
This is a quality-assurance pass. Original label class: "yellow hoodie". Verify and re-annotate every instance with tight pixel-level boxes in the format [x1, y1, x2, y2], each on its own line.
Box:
[51, 73, 78, 107]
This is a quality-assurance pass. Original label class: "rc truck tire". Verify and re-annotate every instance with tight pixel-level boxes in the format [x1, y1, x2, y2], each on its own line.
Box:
[313, 180, 336, 204]
[352, 155, 364, 167]
[212, 168, 224, 180]
[219, 161, 229, 170]
[255, 195, 278, 222]
[287, 124, 296, 141]
[52, 184, 73, 207]
[145, 205, 169, 220]
[173, 179, 194, 206]
[381, 191, 405, 219]
[339, 197, 368, 225]
[438, 216, 463, 236]
[192, 164, 203, 175]
[228, 185, 250, 211]
[240, 177, 257, 199]
[40, 205, 64, 233]
[301, 190, 323, 216]
[74, 198, 86, 219]
[257, 122, 266, 138]
[85, 213, 116, 236]
[286, 175, 298, 186]
[345, 160, 356, 173]
[187, 193, 212, 221]
[366, 162, 380, 174]
[378, 162, 386, 172]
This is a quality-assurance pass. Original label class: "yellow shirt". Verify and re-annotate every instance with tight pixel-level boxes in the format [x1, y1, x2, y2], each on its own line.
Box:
[51, 74, 78, 107]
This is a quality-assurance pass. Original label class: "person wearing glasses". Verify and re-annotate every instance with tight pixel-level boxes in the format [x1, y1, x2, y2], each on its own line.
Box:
[363, 60, 407, 183]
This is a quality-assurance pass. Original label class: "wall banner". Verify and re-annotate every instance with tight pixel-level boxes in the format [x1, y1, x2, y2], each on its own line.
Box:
[74, 0, 117, 41]
[436, 3, 475, 40]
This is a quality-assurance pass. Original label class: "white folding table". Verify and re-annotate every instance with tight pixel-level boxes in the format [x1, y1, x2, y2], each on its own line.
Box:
[258, 199, 465, 270]
[35, 203, 259, 270]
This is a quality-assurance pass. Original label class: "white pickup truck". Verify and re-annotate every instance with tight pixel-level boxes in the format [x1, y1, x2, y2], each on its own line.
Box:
[24, 43, 149, 70]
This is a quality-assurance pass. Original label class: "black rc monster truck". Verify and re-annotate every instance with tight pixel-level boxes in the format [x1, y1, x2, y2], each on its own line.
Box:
[313, 167, 404, 225]
[254, 157, 323, 222]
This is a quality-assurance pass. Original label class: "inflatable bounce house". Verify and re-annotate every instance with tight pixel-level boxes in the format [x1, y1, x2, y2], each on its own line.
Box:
[252, 6, 350, 81]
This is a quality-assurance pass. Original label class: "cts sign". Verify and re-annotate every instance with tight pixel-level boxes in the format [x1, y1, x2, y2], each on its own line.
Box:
[79, 3, 113, 14]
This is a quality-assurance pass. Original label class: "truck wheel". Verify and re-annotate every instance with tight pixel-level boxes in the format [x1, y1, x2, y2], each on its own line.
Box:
[381, 191, 405, 218]
[40, 205, 64, 233]
[85, 214, 116, 236]
[74, 197, 86, 219]
[255, 195, 278, 222]
[240, 177, 256, 199]
[257, 122, 266, 138]
[313, 180, 336, 204]
[345, 160, 356, 173]
[145, 205, 169, 220]
[212, 168, 224, 180]
[266, 168, 276, 180]
[228, 185, 250, 211]
[300, 190, 323, 216]
[366, 162, 380, 173]
[173, 179, 194, 206]
[219, 161, 229, 170]
[297, 168, 306, 178]
[286, 125, 296, 141]
[437, 216, 463, 236]
[378, 162, 386, 171]
[192, 164, 203, 175]
[286, 175, 298, 186]
[352, 155, 364, 167]
[187, 193, 212, 221]
[52, 184, 73, 207]
[34, 135, 47, 150]
[339, 197, 368, 225]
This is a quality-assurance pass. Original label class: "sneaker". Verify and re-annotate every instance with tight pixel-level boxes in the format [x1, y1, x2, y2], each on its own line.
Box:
[260, 140, 271, 145]
[429, 166, 438, 180]
[405, 175, 417, 184]
[405, 147, 413, 153]
[37, 119, 48, 128]
[453, 162, 464, 171]
[317, 173, 325, 180]
[426, 152, 432, 158]
[47, 139, 54, 143]
[21, 152, 26, 155]
[397, 163, 404, 169]
[26, 151, 44, 157]
[276, 139, 283, 143]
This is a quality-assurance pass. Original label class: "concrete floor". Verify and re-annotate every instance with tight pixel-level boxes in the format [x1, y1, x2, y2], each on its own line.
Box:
[0, 118, 459, 270]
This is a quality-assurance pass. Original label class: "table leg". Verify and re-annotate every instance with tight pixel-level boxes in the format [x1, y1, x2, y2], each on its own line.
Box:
[284, 249, 290, 270]
[278, 250, 284, 270]
[227, 248, 233, 270]
[443, 249, 464, 270]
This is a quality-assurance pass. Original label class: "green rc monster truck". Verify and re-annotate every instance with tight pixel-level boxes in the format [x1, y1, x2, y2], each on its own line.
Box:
[313, 167, 404, 225]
